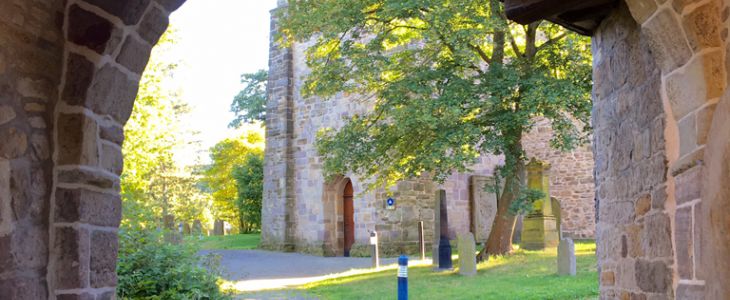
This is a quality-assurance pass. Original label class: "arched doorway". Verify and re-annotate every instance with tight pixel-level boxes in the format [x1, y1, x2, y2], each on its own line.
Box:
[342, 180, 355, 257]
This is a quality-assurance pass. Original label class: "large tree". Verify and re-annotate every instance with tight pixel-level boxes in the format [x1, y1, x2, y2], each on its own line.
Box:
[229, 70, 268, 128]
[279, 0, 592, 255]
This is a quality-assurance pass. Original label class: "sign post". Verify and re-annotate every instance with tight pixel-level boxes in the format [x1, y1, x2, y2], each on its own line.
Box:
[398, 255, 408, 300]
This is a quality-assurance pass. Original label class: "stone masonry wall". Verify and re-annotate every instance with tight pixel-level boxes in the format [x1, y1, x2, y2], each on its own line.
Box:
[523, 118, 596, 239]
[0, 0, 65, 298]
[0, 0, 185, 299]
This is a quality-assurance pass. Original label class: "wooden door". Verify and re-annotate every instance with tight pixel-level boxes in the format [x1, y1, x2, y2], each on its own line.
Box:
[343, 180, 354, 257]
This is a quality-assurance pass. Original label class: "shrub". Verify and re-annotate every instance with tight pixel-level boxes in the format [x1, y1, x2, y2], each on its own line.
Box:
[117, 226, 231, 300]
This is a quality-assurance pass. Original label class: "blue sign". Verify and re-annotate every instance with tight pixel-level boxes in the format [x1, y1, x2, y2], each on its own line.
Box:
[386, 197, 396, 210]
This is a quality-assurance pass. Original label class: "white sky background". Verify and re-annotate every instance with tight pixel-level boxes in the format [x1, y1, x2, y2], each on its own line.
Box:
[167, 0, 278, 165]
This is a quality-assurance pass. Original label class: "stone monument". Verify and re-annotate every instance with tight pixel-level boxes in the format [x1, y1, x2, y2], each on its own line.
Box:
[557, 238, 576, 276]
[437, 190, 453, 270]
[213, 219, 225, 236]
[192, 219, 203, 236]
[469, 176, 499, 244]
[458, 232, 477, 276]
[521, 159, 560, 250]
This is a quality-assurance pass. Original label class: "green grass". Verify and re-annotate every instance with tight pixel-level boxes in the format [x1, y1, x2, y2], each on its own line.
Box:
[246, 241, 599, 300]
[194, 233, 261, 250]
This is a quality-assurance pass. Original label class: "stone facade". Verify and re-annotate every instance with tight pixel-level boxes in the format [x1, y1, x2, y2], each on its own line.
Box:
[261, 4, 597, 257]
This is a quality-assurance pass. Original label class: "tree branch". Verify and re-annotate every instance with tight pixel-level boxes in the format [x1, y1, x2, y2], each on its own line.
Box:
[536, 32, 568, 52]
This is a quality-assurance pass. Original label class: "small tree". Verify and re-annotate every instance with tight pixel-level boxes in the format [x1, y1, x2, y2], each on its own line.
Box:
[279, 0, 592, 255]
[232, 153, 264, 233]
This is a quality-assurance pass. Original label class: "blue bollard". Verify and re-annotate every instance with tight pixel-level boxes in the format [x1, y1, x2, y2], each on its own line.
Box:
[398, 255, 408, 300]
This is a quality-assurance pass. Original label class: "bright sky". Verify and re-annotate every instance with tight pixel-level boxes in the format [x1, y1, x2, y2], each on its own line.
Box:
[168, 0, 277, 164]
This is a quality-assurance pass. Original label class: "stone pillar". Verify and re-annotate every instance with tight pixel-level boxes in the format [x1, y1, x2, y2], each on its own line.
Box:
[521, 159, 559, 250]
[432, 190, 442, 267]
[261, 2, 296, 252]
[436, 190, 453, 270]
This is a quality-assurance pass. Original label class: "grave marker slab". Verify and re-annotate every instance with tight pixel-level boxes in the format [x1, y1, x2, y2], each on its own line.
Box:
[558, 238, 576, 276]
[458, 232, 477, 276]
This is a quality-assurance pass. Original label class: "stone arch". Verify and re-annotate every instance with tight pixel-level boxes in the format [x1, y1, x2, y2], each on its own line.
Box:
[49, 0, 185, 298]
[321, 175, 353, 256]
[596, 0, 728, 297]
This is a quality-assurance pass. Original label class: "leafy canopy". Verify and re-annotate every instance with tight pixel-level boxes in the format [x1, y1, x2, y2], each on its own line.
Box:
[229, 69, 268, 127]
[279, 0, 592, 190]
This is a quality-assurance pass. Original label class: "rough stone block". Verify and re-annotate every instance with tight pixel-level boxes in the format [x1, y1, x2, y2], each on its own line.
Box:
[641, 213, 672, 258]
[642, 8, 692, 73]
[67, 5, 114, 54]
[57, 113, 99, 166]
[85, 64, 139, 123]
[100, 124, 124, 146]
[58, 168, 118, 190]
[54, 227, 90, 290]
[457, 232, 476, 276]
[0, 276, 47, 300]
[635, 259, 671, 293]
[62, 53, 95, 105]
[626, 0, 657, 24]
[55, 188, 121, 227]
[675, 165, 701, 205]
[682, 1, 722, 51]
[677, 114, 697, 157]
[0, 105, 16, 126]
[675, 206, 693, 279]
[83, 0, 151, 25]
[90, 230, 118, 288]
[0, 160, 12, 237]
[137, 7, 169, 45]
[676, 283, 705, 299]
[115, 36, 152, 74]
[0, 128, 28, 159]
[601, 271, 615, 286]
[101, 143, 123, 175]
[557, 238, 576, 276]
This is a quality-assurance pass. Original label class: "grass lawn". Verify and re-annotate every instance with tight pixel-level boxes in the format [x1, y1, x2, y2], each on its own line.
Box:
[194, 233, 261, 250]
[244, 241, 598, 300]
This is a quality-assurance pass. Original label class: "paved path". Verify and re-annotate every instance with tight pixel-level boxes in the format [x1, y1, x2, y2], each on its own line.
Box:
[200, 249, 413, 299]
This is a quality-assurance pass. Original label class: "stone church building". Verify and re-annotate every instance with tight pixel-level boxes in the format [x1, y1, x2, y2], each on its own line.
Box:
[260, 15, 597, 256]
[1, 0, 730, 299]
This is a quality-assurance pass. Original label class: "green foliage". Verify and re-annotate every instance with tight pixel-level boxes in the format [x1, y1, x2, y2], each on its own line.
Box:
[121, 28, 211, 226]
[232, 153, 264, 232]
[117, 225, 231, 300]
[229, 70, 268, 127]
[279, 0, 592, 216]
[203, 128, 264, 232]
[509, 188, 545, 215]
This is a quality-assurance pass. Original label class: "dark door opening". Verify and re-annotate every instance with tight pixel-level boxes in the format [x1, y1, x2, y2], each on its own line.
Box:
[343, 180, 355, 257]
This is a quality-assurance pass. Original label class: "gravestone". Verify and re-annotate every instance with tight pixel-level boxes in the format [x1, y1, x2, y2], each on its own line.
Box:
[458, 232, 477, 276]
[469, 176, 499, 243]
[213, 219, 225, 236]
[432, 190, 442, 267]
[192, 219, 203, 236]
[183, 223, 191, 235]
[163, 215, 181, 244]
[557, 238, 576, 276]
[522, 159, 560, 250]
[437, 190, 453, 270]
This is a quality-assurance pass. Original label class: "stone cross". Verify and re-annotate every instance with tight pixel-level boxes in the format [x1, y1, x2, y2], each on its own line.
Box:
[557, 238, 576, 276]
[458, 232, 477, 276]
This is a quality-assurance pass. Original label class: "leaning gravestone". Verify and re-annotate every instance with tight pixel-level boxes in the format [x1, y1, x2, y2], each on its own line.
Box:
[213, 219, 225, 236]
[458, 232, 477, 276]
[192, 219, 203, 236]
[469, 176, 498, 243]
[557, 238, 576, 276]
